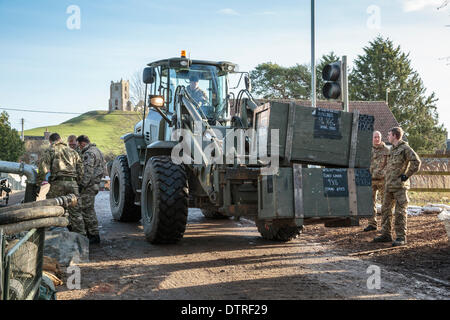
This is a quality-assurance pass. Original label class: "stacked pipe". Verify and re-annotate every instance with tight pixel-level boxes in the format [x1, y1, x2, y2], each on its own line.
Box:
[0, 194, 77, 235]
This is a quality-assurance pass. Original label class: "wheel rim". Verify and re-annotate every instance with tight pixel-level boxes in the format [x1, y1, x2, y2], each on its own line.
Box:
[113, 174, 120, 205]
[144, 179, 154, 223]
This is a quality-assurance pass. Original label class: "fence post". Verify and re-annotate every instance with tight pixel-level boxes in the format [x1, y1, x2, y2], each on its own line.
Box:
[0, 229, 3, 300]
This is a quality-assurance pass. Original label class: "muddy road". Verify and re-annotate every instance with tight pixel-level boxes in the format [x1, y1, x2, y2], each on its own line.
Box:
[56, 191, 449, 300]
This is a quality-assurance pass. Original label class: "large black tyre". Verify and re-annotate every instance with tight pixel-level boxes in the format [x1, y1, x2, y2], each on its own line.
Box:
[256, 219, 303, 242]
[200, 209, 229, 219]
[110, 155, 141, 222]
[141, 156, 188, 244]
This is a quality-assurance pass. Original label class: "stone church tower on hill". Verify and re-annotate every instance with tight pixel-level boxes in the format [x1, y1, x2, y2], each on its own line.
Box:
[109, 79, 133, 112]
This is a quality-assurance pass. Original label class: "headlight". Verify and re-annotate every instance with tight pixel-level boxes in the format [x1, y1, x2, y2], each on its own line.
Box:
[150, 95, 165, 108]
[203, 130, 213, 140]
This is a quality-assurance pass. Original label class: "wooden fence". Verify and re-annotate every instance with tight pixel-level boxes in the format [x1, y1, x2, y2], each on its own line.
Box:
[410, 153, 450, 192]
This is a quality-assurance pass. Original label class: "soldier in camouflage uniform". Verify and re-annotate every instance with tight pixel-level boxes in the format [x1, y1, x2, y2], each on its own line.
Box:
[68, 135, 82, 155]
[77, 135, 105, 244]
[67, 135, 77, 150]
[37, 133, 85, 235]
[364, 131, 390, 232]
[373, 127, 421, 246]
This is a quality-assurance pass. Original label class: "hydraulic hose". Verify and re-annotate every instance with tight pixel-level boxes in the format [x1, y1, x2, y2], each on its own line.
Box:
[0, 217, 69, 235]
[0, 206, 65, 225]
[0, 194, 77, 214]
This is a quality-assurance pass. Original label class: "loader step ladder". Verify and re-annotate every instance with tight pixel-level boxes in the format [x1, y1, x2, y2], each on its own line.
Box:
[134, 143, 147, 206]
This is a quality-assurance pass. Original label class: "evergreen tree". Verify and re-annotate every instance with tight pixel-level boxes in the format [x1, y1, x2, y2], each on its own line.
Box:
[249, 62, 311, 99]
[249, 53, 339, 100]
[349, 36, 446, 152]
[0, 111, 25, 161]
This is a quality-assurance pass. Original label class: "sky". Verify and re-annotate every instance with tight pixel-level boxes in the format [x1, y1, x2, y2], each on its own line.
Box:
[0, 0, 449, 135]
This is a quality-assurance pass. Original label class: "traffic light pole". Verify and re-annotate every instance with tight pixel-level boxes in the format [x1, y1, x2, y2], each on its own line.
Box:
[342, 56, 349, 112]
[311, 0, 316, 108]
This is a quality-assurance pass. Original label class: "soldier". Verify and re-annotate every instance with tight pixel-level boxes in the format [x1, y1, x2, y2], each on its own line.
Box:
[76, 135, 105, 244]
[68, 134, 81, 155]
[186, 74, 208, 106]
[373, 127, 421, 246]
[67, 135, 77, 150]
[36, 133, 85, 235]
[364, 131, 390, 232]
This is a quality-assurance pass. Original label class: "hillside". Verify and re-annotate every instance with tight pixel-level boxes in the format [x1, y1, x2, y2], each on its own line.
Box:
[24, 110, 142, 158]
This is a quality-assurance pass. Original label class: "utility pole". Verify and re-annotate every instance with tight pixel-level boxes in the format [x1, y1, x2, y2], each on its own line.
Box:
[311, 0, 316, 108]
[21, 118, 24, 141]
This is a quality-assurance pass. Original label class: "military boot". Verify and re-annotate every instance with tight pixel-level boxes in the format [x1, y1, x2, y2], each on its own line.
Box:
[392, 238, 406, 247]
[364, 225, 377, 232]
[89, 234, 100, 245]
[372, 234, 392, 243]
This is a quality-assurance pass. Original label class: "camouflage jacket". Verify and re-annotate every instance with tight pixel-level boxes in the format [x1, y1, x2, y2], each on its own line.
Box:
[37, 141, 83, 185]
[385, 140, 421, 190]
[80, 143, 105, 188]
[370, 142, 390, 180]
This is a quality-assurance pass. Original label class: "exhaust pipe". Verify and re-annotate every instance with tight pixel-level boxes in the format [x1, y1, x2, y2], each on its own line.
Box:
[0, 161, 38, 203]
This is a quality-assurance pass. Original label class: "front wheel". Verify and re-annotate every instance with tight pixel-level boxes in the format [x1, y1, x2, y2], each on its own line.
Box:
[256, 219, 303, 242]
[141, 156, 188, 244]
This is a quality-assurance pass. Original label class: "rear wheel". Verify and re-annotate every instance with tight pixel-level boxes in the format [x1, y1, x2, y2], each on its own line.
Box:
[256, 219, 302, 241]
[110, 155, 141, 222]
[141, 156, 188, 244]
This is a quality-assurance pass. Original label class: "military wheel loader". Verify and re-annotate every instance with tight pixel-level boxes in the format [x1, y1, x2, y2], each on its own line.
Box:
[109, 52, 374, 244]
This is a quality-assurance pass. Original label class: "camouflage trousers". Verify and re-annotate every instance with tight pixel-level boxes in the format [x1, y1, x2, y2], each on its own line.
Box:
[380, 188, 409, 240]
[368, 179, 385, 228]
[79, 185, 100, 237]
[47, 180, 83, 235]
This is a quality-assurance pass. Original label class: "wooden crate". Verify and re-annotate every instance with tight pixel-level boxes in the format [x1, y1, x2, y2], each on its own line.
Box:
[258, 166, 373, 220]
[253, 102, 374, 168]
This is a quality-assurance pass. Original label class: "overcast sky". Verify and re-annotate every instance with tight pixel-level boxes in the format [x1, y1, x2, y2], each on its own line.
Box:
[0, 0, 449, 135]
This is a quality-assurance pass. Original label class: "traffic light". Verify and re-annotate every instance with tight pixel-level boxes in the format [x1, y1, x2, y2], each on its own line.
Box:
[322, 61, 342, 100]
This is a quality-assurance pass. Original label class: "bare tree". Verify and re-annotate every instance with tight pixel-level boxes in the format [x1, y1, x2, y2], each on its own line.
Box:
[438, 1, 450, 64]
[130, 70, 145, 112]
[438, 0, 449, 10]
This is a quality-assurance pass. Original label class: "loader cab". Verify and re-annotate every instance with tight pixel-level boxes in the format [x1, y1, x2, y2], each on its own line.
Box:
[146, 58, 237, 122]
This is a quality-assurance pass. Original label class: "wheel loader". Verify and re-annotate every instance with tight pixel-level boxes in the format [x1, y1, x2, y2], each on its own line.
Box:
[109, 51, 375, 244]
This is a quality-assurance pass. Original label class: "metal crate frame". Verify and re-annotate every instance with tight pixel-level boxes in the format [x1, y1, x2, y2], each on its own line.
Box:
[1, 228, 45, 300]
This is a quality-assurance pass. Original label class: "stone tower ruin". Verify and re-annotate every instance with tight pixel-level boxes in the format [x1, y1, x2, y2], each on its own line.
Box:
[108, 79, 133, 112]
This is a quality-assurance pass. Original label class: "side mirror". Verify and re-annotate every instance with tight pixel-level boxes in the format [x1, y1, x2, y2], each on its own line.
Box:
[143, 67, 156, 84]
[244, 75, 252, 92]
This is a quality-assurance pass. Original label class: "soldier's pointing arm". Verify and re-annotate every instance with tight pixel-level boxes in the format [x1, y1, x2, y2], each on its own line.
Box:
[37, 149, 51, 185]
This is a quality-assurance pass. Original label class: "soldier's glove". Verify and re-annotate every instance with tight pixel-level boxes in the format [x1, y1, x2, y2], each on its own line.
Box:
[399, 174, 408, 182]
